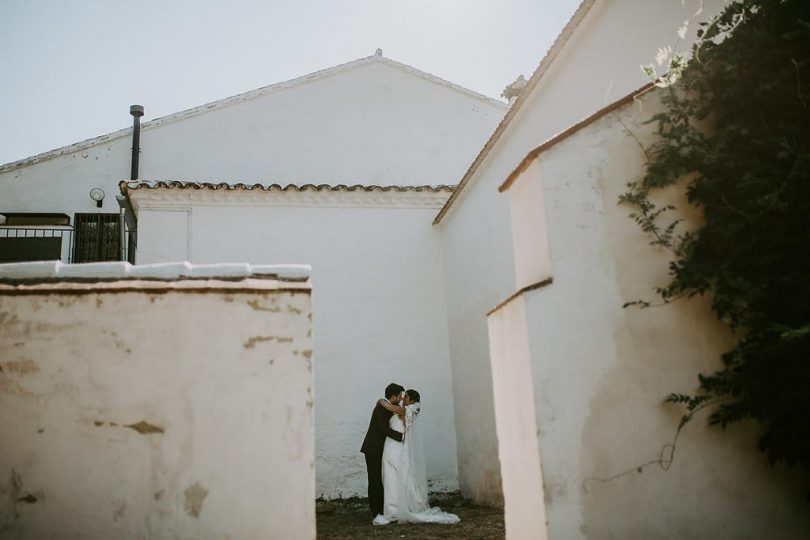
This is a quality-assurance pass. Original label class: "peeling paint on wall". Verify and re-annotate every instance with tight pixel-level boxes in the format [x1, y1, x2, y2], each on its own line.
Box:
[0, 284, 315, 537]
[243, 336, 276, 349]
[243, 335, 294, 349]
[183, 482, 208, 518]
[247, 299, 280, 312]
[0, 360, 39, 375]
[125, 421, 165, 435]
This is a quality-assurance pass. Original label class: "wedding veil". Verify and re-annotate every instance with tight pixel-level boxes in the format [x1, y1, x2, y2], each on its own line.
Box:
[396, 401, 460, 524]
[401, 403, 429, 516]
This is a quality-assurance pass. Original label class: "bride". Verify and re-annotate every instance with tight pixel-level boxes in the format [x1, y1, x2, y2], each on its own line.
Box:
[378, 389, 460, 524]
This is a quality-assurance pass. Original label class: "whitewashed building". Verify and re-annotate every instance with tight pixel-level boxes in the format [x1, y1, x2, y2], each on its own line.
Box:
[3, 1, 810, 538]
[431, 0, 809, 537]
[0, 51, 506, 267]
[0, 51, 507, 500]
[489, 85, 810, 539]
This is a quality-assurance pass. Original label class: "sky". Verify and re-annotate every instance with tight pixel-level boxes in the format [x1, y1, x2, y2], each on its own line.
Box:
[0, 0, 581, 166]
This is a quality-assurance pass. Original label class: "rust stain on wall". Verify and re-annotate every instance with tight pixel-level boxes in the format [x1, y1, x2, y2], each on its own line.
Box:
[1, 360, 39, 375]
[243, 335, 294, 348]
[247, 300, 280, 312]
[125, 420, 165, 434]
[244, 336, 275, 349]
[8, 469, 40, 508]
[184, 482, 209, 518]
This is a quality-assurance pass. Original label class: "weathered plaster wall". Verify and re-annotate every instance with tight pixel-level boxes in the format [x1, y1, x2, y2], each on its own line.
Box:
[507, 90, 810, 539]
[0, 277, 315, 539]
[437, 0, 727, 507]
[0, 57, 505, 239]
[129, 189, 459, 498]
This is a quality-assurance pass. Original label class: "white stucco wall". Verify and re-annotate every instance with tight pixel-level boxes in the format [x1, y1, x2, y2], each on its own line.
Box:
[509, 159, 552, 290]
[438, 159, 516, 505]
[0, 56, 505, 236]
[0, 273, 315, 539]
[505, 90, 810, 539]
[128, 188, 459, 498]
[436, 0, 727, 506]
[487, 296, 548, 539]
[0, 54, 506, 502]
[132, 60, 505, 186]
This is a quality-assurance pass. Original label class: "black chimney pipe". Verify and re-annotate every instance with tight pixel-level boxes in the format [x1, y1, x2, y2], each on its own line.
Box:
[130, 105, 144, 180]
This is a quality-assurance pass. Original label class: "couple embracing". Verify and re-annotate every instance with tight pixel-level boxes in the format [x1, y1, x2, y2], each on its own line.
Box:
[360, 383, 459, 526]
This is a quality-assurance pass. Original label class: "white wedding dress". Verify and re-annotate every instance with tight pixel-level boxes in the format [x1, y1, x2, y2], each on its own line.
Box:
[381, 403, 460, 524]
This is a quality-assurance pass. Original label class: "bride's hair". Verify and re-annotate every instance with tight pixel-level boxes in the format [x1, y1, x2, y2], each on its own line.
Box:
[406, 389, 420, 404]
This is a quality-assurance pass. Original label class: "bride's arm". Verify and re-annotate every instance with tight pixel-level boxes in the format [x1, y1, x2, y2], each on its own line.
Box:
[378, 399, 405, 415]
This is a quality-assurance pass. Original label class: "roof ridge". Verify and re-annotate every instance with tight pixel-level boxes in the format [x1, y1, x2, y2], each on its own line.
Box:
[432, 0, 600, 224]
[371, 55, 507, 109]
[0, 56, 374, 174]
[0, 55, 505, 175]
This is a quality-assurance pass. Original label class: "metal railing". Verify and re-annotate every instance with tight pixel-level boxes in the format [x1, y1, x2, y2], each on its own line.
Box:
[0, 225, 136, 264]
[0, 227, 75, 263]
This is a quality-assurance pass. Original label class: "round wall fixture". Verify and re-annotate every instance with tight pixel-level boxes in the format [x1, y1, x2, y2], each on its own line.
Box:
[89, 188, 105, 208]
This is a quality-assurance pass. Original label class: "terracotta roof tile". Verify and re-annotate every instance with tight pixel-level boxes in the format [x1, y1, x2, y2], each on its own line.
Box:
[119, 180, 455, 194]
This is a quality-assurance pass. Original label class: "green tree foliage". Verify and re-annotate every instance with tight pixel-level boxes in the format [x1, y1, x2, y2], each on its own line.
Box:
[620, 0, 810, 478]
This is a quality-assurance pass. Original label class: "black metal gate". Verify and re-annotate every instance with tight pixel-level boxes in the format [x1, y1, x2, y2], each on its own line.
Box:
[73, 213, 121, 263]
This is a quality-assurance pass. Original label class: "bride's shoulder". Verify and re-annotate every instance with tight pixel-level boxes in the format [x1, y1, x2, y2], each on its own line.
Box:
[407, 403, 421, 413]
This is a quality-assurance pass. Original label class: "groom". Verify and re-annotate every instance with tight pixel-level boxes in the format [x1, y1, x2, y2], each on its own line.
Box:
[361, 383, 404, 524]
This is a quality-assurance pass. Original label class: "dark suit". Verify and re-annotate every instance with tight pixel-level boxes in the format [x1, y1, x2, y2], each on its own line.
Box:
[361, 401, 403, 517]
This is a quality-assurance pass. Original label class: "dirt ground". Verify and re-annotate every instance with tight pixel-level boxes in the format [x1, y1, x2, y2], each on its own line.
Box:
[316, 493, 504, 539]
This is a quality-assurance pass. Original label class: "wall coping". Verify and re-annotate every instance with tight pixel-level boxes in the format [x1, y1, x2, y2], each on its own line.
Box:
[0, 261, 311, 286]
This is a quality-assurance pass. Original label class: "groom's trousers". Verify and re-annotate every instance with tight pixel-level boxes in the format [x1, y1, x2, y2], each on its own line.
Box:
[364, 452, 384, 517]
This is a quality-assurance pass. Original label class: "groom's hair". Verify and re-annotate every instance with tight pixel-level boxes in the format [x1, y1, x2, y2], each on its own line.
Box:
[406, 389, 420, 403]
[385, 383, 405, 399]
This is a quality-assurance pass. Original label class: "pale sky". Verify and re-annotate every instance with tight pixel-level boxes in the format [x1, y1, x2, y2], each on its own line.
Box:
[0, 0, 581, 165]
